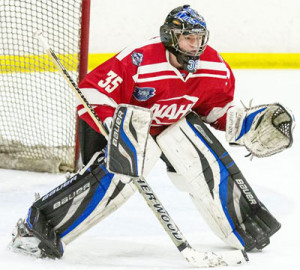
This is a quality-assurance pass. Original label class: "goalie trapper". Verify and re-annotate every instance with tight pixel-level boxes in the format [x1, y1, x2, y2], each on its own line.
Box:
[226, 102, 295, 157]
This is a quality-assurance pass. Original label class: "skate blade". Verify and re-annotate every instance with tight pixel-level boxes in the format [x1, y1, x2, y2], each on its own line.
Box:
[8, 237, 42, 258]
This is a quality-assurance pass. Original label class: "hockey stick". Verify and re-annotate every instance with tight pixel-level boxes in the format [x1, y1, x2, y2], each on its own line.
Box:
[35, 31, 248, 267]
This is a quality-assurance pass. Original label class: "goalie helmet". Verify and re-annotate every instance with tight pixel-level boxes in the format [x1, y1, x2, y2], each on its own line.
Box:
[160, 5, 209, 73]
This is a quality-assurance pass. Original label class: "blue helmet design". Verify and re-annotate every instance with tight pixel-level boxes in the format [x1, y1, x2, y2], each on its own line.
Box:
[160, 5, 209, 73]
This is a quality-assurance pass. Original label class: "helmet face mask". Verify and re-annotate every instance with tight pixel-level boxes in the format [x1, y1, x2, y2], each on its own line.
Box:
[171, 29, 209, 57]
[160, 5, 209, 73]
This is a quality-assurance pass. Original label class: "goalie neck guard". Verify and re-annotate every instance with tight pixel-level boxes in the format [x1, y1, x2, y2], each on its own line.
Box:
[160, 5, 209, 73]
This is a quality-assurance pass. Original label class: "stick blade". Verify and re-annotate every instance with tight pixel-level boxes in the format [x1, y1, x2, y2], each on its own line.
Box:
[181, 247, 248, 267]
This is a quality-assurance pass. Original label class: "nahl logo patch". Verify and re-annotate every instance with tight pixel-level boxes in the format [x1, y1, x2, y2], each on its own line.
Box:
[131, 52, 143, 66]
[133, 87, 156, 101]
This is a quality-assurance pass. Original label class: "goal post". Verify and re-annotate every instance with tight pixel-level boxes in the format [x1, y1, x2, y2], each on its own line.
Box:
[0, 0, 91, 173]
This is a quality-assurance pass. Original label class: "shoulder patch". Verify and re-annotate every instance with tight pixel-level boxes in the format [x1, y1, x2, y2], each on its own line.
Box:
[133, 87, 156, 101]
[131, 52, 144, 66]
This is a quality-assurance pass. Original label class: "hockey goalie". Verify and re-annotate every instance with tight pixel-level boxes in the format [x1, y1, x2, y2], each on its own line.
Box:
[9, 102, 294, 259]
[9, 4, 295, 265]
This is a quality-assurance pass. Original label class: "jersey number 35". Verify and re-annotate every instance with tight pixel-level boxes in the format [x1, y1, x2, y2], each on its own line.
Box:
[98, 71, 123, 93]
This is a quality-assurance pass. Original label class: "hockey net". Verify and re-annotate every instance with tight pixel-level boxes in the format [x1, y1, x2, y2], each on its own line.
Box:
[0, 0, 90, 173]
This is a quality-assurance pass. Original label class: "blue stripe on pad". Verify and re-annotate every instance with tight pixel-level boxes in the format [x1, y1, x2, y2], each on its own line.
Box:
[186, 120, 244, 246]
[60, 164, 114, 238]
[236, 107, 266, 141]
[119, 109, 138, 176]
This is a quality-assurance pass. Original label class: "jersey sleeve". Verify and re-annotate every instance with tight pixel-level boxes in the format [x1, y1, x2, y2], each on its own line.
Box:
[194, 61, 235, 131]
[77, 53, 137, 133]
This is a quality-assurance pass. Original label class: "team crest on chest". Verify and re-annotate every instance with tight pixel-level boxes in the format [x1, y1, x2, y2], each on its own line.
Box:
[133, 87, 156, 101]
[150, 95, 199, 125]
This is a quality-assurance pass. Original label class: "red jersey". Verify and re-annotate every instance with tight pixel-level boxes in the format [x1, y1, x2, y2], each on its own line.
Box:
[78, 37, 235, 136]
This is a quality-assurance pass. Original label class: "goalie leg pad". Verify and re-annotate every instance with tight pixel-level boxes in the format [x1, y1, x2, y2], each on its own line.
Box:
[26, 207, 64, 258]
[11, 151, 136, 259]
[10, 140, 162, 258]
[157, 112, 281, 251]
[33, 151, 137, 245]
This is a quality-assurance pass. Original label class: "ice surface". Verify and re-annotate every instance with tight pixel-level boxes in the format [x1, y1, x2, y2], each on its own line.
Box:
[0, 69, 299, 269]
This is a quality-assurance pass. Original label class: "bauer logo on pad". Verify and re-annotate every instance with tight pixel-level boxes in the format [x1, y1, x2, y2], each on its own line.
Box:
[106, 104, 152, 178]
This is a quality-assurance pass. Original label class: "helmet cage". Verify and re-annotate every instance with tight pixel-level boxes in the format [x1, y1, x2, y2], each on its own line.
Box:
[170, 28, 209, 57]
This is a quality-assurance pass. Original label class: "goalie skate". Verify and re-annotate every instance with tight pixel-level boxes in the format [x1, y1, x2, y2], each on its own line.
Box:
[8, 218, 42, 258]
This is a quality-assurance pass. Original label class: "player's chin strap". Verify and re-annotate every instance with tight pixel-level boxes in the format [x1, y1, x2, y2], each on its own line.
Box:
[226, 102, 295, 158]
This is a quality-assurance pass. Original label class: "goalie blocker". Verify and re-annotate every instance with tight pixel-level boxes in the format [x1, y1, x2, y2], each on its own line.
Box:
[106, 104, 153, 178]
[156, 112, 281, 251]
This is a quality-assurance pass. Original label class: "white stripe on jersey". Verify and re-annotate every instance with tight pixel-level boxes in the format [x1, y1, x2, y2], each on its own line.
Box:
[78, 105, 98, 117]
[136, 75, 180, 83]
[191, 73, 228, 79]
[159, 95, 199, 103]
[202, 101, 235, 123]
[138, 62, 174, 74]
[133, 56, 229, 82]
[137, 60, 229, 75]
[197, 60, 229, 72]
[136, 73, 228, 83]
[116, 37, 162, 61]
[77, 88, 118, 108]
[198, 60, 231, 78]
[77, 88, 117, 116]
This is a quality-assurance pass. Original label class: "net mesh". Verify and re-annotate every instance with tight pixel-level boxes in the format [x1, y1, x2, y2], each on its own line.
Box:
[0, 0, 84, 173]
[272, 106, 292, 138]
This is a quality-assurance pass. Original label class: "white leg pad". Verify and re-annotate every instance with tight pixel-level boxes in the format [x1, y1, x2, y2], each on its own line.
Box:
[143, 136, 162, 176]
[157, 117, 244, 250]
